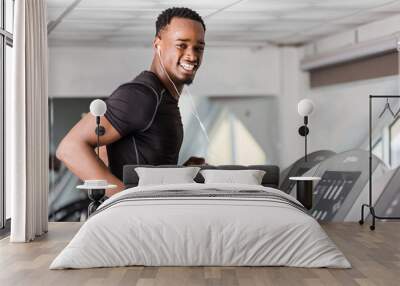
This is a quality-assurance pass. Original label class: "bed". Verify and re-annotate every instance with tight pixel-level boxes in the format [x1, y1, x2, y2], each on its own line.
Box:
[50, 165, 351, 269]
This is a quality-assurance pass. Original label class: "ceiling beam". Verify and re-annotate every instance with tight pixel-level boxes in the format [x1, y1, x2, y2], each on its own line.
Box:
[204, 0, 246, 19]
[47, 0, 83, 35]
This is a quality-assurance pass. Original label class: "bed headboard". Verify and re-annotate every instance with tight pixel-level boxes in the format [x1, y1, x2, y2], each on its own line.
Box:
[123, 165, 280, 189]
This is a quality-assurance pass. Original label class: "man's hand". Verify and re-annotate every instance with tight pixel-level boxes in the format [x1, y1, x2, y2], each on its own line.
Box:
[183, 156, 207, 166]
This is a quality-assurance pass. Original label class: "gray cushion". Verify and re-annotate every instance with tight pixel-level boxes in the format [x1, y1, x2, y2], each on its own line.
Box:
[123, 164, 279, 189]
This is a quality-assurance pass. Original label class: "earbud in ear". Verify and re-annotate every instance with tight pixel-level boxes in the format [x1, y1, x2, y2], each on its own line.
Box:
[156, 45, 161, 56]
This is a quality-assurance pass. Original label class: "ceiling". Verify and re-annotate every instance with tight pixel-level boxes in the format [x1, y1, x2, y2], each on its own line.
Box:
[47, 0, 400, 47]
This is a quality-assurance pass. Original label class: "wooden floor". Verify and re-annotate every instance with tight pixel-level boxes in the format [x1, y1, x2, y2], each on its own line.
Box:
[0, 222, 399, 286]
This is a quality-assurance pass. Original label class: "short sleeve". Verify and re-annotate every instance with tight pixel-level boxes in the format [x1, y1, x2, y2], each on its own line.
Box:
[104, 83, 158, 137]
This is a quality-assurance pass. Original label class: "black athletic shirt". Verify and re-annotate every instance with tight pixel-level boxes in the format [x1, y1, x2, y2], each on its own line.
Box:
[104, 71, 183, 180]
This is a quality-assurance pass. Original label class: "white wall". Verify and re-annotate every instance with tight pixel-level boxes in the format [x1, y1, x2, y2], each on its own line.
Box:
[49, 47, 152, 98]
[278, 47, 305, 169]
[48, 45, 280, 98]
[304, 14, 400, 59]
[192, 47, 280, 96]
[304, 76, 399, 156]
[295, 13, 400, 168]
[270, 45, 399, 170]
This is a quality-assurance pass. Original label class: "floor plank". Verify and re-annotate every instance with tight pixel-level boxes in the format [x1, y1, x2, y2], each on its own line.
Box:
[0, 222, 399, 286]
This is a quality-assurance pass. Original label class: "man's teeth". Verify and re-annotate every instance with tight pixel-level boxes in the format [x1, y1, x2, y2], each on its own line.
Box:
[180, 63, 195, 71]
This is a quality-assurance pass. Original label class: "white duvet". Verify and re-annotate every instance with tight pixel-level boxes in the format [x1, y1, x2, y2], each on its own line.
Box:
[50, 183, 351, 269]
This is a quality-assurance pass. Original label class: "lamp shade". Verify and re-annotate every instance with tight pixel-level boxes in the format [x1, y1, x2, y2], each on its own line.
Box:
[90, 99, 107, 116]
[297, 99, 315, 116]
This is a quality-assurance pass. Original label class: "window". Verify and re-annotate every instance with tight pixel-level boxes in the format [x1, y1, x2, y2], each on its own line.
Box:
[372, 138, 383, 161]
[390, 117, 400, 168]
[1, 0, 14, 230]
[207, 110, 267, 165]
[207, 111, 233, 164]
[5, 0, 13, 33]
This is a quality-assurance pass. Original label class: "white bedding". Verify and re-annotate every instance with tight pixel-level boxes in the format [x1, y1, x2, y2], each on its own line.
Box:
[50, 183, 351, 269]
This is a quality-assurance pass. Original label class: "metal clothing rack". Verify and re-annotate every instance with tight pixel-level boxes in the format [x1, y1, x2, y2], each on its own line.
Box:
[360, 95, 400, 230]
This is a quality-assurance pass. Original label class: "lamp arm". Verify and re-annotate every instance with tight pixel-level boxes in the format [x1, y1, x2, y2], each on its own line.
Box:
[94, 116, 106, 158]
[300, 116, 309, 162]
[96, 116, 100, 158]
[305, 126, 308, 162]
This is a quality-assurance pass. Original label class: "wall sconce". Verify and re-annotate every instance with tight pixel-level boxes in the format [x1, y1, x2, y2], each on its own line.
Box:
[298, 99, 315, 162]
[89, 99, 107, 157]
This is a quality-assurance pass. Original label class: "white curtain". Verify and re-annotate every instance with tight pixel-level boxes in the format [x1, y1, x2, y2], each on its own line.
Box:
[8, 0, 49, 242]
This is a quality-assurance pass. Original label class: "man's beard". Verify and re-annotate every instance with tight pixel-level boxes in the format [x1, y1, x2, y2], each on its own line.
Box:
[182, 78, 193, 85]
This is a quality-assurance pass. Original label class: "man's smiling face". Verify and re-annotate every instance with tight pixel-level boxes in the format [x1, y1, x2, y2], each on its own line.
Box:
[155, 17, 205, 85]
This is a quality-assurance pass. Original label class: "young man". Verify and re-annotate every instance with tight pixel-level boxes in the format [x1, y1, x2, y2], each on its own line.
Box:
[56, 7, 206, 197]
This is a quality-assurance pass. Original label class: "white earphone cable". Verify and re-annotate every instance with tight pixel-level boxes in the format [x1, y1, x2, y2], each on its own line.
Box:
[157, 48, 181, 99]
[157, 48, 221, 161]
[157, 48, 210, 142]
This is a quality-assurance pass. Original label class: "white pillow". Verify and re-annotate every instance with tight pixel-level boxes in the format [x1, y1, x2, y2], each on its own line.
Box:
[200, 169, 266, 185]
[135, 167, 200, 186]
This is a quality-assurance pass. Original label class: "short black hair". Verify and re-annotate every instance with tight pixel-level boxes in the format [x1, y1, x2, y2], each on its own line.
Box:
[155, 7, 206, 37]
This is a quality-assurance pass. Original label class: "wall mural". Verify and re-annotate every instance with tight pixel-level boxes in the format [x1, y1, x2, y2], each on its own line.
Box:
[49, 98, 400, 222]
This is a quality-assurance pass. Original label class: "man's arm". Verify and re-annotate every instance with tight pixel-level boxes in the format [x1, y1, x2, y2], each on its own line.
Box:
[56, 113, 123, 197]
